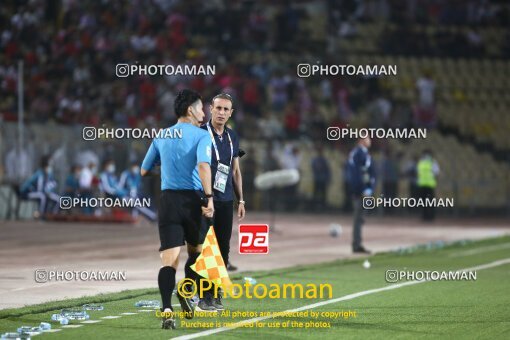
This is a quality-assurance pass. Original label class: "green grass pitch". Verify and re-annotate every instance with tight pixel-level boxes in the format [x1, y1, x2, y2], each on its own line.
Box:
[1, 236, 509, 339]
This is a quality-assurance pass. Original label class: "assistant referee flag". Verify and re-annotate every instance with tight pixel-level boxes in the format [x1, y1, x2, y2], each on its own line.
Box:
[191, 226, 232, 288]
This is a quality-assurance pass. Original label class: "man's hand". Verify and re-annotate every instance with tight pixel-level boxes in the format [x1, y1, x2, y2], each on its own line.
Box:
[237, 202, 245, 221]
[201, 198, 214, 218]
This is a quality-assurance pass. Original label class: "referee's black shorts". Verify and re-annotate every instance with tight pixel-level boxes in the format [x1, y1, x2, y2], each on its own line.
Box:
[158, 190, 205, 251]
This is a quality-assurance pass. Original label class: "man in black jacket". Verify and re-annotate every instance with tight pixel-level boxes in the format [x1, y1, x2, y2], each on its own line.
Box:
[347, 136, 376, 253]
[199, 93, 246, 311]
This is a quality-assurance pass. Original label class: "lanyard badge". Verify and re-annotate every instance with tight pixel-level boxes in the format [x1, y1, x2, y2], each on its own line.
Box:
[213, 165, 229, 193]
[207, 122, 233, 193]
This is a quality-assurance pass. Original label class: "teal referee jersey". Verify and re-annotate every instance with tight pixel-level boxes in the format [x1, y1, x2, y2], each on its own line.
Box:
[141, 122, 212, 190]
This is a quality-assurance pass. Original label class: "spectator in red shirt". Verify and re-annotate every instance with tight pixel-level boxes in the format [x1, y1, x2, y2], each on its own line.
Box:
[242, 78, 261, 117]
[284, 104, 300, 139]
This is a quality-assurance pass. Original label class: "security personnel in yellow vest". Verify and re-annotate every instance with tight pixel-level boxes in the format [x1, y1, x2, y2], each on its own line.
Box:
[417, 149, 440, 221]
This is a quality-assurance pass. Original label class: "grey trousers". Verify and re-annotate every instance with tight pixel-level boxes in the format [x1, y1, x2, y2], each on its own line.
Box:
[352, 197, 364, 249]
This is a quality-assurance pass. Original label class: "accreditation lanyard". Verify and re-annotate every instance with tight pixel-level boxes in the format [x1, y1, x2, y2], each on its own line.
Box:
[207, 122, 233, 166]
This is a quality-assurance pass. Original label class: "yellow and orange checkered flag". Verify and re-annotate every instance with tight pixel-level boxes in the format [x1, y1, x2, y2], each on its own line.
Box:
[191, 226, 232, 288]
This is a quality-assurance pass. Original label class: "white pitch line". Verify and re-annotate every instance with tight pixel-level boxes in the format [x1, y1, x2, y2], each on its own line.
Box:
[81, 320, 102, 324]
[171, 257, 510, 340]
[449, 243, 510, 257]
[43, 329, 62, 333]
[121, 312, 139, 315]
[101, 315, 122, 319]
[61, 325, 83, 329]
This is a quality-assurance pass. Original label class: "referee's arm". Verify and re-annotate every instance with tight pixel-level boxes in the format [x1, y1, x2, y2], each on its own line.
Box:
[198, 162, 213, 217]
[197, 134, 214, 218]
[140, 141, 158, 177]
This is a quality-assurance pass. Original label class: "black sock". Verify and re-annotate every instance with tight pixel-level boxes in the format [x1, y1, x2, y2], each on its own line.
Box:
[185, 252, 199, 280]
[185, 252, 202, 296]
[158, 266, 176, 310]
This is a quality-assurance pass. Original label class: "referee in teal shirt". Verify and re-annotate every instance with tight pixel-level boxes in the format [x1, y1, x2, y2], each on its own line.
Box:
[141, 89, 213, 329]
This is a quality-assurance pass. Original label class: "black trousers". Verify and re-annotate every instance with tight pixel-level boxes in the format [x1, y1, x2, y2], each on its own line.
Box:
[352, 197, 365, 250]
[213, 200, 234, 266]
[313, 181, 328, 209]
[419, 187, 435, 221]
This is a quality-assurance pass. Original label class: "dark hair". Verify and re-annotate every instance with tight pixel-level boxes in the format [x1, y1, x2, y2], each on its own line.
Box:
[102, 159, 114, 168]
[174, 89, 202, 118]
[40, 155, 50, 168]
[212, 93, 234, 108]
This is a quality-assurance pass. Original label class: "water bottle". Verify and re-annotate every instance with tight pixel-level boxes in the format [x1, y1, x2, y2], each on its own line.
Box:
[1, 333, 28, 340]
[17, 327, 41, 336]
[61, 309, 89, 320]
[16, 327, 31, 335]
[134, 300, 160, 308]
[51, 314, 64, 321]
[82, 304, 104, 311]
[39, 323, 51, 331]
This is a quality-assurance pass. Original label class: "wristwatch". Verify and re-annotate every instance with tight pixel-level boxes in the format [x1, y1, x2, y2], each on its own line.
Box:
[238, 200, 245, 205]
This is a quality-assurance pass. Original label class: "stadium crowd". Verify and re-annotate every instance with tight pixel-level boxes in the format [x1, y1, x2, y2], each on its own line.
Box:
[2, 0, 508, 130]
[1, 0, 508, 215]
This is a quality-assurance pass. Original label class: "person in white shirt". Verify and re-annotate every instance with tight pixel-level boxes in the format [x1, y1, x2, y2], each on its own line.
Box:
[5, 146, 32, 184]
[416, 72, 436, 109]
[79, 161, 97, 214]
